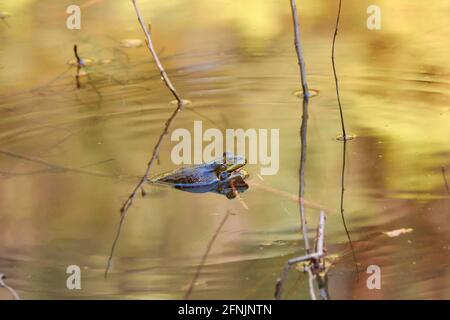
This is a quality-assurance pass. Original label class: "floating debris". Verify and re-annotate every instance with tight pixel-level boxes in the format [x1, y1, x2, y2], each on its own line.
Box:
[260, 240, 288, 247]
[383, 228, 413, 238]
[120, 38, 143, 48]
[67, 57, 94, 66]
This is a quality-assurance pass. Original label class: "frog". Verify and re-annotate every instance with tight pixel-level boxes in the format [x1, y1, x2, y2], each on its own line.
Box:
[149, 152, 249, 198]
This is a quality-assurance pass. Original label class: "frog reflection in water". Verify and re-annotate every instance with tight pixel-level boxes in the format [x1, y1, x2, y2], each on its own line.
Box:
[150, 152, 249, 199]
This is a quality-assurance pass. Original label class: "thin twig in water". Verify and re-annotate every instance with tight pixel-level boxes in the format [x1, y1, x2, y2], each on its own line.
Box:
[332, 0, 348, 140]
[132, 0, 182, 104]
[251, 182, 332, 212]
[441, 167, 450, 194]
[305, 265, 316, 300]
[287, 211, 326, 266]
[105, 0, 187, 278]
[0, 149, 119, 179]
[299, 97, 311, 254]
[184, 211, 231, 299]
[230, 179, 249, 210]
[274, 264, 292, 300]
[0, 273, 20, 300]
[315, 210, 326, 256]
[340, 140, 359, 279]
[289, 0, 309, 97]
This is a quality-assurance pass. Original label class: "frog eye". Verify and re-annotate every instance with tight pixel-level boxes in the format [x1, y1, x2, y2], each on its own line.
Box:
[219, 171, 229, 180]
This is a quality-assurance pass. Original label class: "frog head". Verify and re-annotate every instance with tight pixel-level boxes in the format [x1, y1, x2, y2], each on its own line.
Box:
[215, 152, 247, 180]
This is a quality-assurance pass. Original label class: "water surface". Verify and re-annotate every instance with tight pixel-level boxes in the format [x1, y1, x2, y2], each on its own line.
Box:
[0, 0, 449, 299]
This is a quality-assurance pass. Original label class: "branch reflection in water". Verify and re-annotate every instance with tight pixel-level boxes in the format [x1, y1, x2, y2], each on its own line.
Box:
[275, 97, 330, 300]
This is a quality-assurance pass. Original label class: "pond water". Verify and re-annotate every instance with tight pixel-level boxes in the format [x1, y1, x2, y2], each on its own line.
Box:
[0, 0, 449, 299]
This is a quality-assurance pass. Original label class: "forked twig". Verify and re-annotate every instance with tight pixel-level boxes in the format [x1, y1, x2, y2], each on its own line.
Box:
[275, 211, 327, 299]
[105, 0, 187, 278]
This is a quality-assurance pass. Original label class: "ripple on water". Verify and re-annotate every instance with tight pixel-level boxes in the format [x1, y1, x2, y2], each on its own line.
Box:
[67, 58, 95, 66]
[336, 134, 357, 141]
[170, 99, 192, 107]
[293, 88, 320, 98]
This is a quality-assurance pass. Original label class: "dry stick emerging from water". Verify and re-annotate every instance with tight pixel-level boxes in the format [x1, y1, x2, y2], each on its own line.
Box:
[290, 0, 309, 97]
[441, 167, 450, 194]
[0, 273, 20, 300]
[73, 45, 82, 89]
[275, 211, 327, 300]
[184, 210, 232, 299]
[105, 0, 187, 278]
[332, 0, 348, 140]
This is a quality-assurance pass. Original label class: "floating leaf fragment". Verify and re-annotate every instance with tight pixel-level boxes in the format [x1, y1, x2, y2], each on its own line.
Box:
[383, 228, 413, 238]
[120, 39, 143, 48]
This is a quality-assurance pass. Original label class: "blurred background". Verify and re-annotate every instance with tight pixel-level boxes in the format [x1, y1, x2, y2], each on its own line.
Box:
[0, 0, 449, 299]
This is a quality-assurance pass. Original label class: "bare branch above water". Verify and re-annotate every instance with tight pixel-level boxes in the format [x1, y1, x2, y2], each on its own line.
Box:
[132, 0, 182, 104]
[289, 0, 309, 97]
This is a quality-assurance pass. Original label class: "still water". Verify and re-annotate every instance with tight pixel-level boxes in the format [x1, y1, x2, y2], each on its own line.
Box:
[0, 0, 449, 299]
